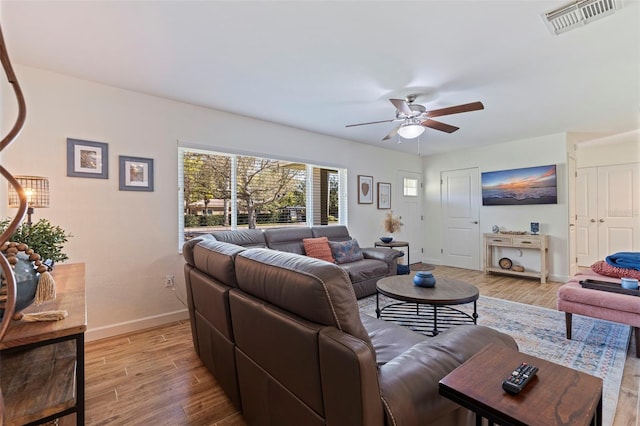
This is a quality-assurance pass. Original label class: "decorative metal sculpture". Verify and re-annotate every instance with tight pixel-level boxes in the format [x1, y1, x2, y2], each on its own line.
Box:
[0, 22, 28, 341]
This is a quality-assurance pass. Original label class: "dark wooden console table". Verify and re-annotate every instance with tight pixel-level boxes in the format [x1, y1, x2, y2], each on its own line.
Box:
[439, 343, 603, 426]
[1, 263, 86, 425]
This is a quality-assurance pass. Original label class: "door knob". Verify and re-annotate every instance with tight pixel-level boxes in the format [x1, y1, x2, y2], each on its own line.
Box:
[599, 219, 605, 223]
[590, 219, 596, 223]
[471, 221, 478, 224]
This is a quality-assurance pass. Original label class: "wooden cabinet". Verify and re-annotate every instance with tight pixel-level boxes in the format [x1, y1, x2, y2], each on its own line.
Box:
[483, 234, 549, 283]
[0, 263, 86, 425]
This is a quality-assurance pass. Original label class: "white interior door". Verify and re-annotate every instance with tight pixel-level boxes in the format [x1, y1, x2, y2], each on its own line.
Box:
[576, 167, 598, 266]
[576, 163, 640, 265]
[441, 168, 480, 270]
[568, 155, 578, 276]
[597, 163, 640, 258]
[397, 170, 423, 265]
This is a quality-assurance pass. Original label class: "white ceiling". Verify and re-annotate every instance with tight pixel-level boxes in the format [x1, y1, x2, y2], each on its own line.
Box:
[2, 0, 639, 155]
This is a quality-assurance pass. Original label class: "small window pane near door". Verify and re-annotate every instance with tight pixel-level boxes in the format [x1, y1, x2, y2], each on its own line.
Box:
[403, 177, 418, 197]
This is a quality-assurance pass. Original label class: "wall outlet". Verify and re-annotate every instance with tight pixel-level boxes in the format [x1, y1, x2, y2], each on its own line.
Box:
[165, 274, 175, 288]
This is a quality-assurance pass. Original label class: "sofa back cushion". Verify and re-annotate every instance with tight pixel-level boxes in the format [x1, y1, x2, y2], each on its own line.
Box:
[210, 229, 267, 248]
[235, 248, 373, 348]
[192, 239, 245, 288]
[311, 225, 351, 242]
[264, 227, 313, 254]
[183, 234, 217, 266]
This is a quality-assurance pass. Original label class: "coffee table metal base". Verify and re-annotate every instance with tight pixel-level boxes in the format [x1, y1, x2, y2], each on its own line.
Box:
[376, 296, 477, 337]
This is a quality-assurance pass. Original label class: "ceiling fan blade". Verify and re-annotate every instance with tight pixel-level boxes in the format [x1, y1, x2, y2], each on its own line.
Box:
[426, 101, 484, 118]
[389, 98, 412, 115]
[421, 119, 459, 133]
[382, 126, 400, 141]
[345, 119, 395, 127]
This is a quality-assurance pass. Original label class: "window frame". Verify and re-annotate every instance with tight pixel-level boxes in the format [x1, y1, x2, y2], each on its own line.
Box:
[178, 146, 347, 250]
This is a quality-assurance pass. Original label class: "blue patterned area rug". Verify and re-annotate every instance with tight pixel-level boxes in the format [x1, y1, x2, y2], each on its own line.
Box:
[358, 295, 631, 426]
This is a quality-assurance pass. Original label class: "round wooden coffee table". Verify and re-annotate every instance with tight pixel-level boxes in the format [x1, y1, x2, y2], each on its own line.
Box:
[376, 274, 479, 336]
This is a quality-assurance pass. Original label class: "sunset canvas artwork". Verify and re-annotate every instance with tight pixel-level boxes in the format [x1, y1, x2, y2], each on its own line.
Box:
[481, 165, 557, 205]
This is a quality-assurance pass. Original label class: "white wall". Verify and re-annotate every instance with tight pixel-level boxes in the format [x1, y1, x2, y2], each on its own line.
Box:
[1, 65, 422, 340]
[575, 130, 640, 168]
[422, 133, 570, 282]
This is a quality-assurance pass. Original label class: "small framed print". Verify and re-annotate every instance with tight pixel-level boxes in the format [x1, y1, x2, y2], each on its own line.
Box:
[67, 138, 108, 179]
[377, 182, 391, 209]
[357, 175, 373, 204]
[119, 156, 154, 192]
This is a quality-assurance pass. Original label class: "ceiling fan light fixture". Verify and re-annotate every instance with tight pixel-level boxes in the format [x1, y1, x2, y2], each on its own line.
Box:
[397, 123, 425, 139]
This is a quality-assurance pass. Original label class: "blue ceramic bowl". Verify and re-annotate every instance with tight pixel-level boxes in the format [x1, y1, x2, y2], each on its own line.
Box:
[413, 271, 436, 288]
[621, 277, 639, 290]
[379, 237, 393, 244]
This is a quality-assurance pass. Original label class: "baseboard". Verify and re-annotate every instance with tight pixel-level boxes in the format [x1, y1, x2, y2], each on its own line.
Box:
[86, 309, 189, 342]
[550, 273, 570, 283]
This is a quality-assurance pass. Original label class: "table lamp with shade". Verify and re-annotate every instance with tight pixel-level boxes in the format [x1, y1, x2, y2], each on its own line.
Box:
[7, 176, 49, 225]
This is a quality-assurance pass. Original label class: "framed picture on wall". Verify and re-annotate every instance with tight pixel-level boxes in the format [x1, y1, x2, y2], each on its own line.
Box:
[119, 156, 154, 192]
[66, 138, 109, 179]
[357, 175, 373, 204]
[377, 182, 391, 209]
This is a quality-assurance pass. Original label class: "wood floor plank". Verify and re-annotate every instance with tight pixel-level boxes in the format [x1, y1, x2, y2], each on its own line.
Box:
[71, 266, 636, 426]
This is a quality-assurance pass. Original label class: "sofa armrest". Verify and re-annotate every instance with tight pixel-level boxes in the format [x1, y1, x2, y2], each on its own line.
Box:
[378, 325, 517, 425]
[361, 247, 402, 263]
[361, 247, 402, 276]
[319, 328, 385, 426]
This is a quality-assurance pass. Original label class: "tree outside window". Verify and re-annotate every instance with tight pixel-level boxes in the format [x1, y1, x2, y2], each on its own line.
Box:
[180, 149, 344, 240]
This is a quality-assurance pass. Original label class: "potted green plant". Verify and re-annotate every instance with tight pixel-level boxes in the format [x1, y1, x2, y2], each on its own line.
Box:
[0, 218, 71, 266]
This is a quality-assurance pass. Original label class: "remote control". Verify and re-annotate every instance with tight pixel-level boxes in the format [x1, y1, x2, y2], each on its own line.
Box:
[502, 362, 538, 395]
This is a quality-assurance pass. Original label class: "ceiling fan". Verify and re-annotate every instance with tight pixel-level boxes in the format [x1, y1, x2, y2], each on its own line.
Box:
[345, 95, 484, 141]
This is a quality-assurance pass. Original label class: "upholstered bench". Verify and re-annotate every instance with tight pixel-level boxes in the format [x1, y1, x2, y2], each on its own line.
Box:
[557, 269, 640, 357]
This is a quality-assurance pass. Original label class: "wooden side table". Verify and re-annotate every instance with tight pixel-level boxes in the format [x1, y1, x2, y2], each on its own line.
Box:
[374, 240, 410, 265]
[439, 343, 603, 426]
[0, 263, 86, 425]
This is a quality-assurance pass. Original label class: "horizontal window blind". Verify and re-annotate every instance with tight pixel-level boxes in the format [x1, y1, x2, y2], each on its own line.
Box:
[178, 147, 346, 246]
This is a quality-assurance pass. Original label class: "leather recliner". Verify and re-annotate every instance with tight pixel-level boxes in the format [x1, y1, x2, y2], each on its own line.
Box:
[184, 239, 518, 425]
[183, 235, 245, 410]
[210, 225, 401, 298]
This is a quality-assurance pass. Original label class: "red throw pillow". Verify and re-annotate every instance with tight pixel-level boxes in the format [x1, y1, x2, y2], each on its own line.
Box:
[591, 260, 640, 280]
[303, 237, 335, 263]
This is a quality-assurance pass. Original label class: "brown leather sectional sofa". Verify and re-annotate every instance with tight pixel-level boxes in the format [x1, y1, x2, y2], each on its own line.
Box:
[209, 226, 401, 298]
[183, 235, 518, 426]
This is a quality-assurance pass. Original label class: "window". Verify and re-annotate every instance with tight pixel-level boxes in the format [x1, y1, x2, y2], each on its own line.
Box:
[403, 177, 418, 197]
[178, 148, 347, 244]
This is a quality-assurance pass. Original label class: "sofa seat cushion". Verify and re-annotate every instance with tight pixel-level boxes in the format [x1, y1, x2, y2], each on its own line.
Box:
[340, 259, 388, 283]
[360, 314, 427, 365]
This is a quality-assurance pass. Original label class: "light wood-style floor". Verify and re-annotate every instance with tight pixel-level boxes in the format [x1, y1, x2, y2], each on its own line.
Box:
[59, 266, 637, 425]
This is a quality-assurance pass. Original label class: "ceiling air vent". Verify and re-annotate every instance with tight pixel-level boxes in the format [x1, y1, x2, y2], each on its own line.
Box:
[542, 0, 622, 35]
